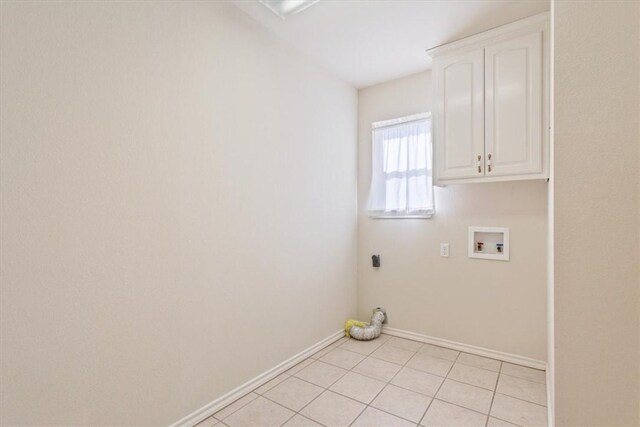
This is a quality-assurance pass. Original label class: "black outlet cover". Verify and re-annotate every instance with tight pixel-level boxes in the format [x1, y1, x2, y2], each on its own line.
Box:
[372, 254, 381, 267]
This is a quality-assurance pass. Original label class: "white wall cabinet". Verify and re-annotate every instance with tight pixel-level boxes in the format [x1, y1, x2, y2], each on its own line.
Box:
[434, 48, 485, 181]
[429, 13, 549, 185]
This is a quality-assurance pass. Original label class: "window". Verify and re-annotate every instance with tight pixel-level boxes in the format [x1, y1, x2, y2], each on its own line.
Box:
[367, 113, 434, 218]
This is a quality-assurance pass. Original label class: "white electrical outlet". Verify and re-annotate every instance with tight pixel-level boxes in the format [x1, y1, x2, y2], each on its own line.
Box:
[440, 243, 450, 257]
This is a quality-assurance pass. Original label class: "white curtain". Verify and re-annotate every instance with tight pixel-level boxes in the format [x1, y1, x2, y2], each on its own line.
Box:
[367, 113, 434, 218]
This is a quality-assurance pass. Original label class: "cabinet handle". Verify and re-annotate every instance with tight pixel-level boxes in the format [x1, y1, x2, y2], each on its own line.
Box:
[476, 154, 482, 173]
[487, 153, 492, 173]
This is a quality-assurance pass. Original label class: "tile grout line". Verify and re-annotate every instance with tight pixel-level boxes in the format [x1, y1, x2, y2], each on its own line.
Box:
[499, 371, 547, 385]
[316, 352, 368, 371]
[370, 338, 443, 424]
[285, 355, 358, 427]
[486, 369, 529, 427]
[346, 338, 413, 427]
[212, 393, 259, 423]
[419, 377, 501, 422]
[399, 340, 443, 427]
[209, 337, 345, 426]
[275, 337, 397, 426]
[485, 361, 503, 427]
[417, 348, 461, 426]
[216, 337, 346, 427]
[291, 369, 347, 390]
[254, 373, 291, 395]
[427, 397, 496, 418]
[493, 391, 549, 408]
[390, 337, 521, 374]
[490, 413, 525, 427]
[219, 385, 307, 425]
[430, 365, 548, 408]
[346, 336, 424, 427]
[212, 335, 545, 427]
[298, 338, 514, 426]
[331, 335, 532, 376]
[485, 365, 548, 427]
[256, 394, 301, 426]
[355, 368, 444, 396]
[439, 376, 497, 392]
[350, 351, 548, 410]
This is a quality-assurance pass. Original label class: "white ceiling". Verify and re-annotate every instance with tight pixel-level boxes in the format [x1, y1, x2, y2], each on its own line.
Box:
[231, 0, 549, 88]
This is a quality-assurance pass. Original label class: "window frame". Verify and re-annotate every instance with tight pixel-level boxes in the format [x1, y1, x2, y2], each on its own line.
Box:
[367, 112, 434, 219]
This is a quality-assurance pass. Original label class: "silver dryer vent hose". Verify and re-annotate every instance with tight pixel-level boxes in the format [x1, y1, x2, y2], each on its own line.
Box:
[349, 310, 386, 341]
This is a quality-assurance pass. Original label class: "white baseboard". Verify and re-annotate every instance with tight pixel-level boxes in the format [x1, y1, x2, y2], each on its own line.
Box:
[170, 330, 344, 427]
[382, 326, 547, 371]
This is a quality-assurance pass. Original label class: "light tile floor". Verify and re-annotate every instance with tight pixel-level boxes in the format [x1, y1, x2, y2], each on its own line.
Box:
[197, 334, 547, 427]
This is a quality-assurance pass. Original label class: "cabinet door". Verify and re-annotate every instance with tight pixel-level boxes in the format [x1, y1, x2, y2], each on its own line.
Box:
[485, 31, 543, 177]
[434, 49, 485, 181]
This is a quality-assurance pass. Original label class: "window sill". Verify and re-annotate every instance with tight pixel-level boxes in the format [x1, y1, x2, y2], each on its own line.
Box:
[368, 214, 434, 219]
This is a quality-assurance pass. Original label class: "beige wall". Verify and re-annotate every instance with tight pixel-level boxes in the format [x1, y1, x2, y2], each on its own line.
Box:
[0, 1, 357, 425]
[357, 71, 548, 361]
[553, 1, 640, 425]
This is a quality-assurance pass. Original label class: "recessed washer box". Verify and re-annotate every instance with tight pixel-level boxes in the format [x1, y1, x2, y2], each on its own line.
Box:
[468, 226, 510, 261]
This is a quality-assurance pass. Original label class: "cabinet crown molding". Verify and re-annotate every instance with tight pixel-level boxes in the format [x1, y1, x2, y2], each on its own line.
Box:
[426, 12, 549, 58]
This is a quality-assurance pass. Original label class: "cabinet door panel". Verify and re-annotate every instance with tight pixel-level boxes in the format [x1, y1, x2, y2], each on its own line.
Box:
[485, 31, 543, 176]
[434, 49, 485, 181]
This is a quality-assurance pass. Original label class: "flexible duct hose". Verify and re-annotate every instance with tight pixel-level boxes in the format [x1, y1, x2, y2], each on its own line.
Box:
[349, 309, 386, 341]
